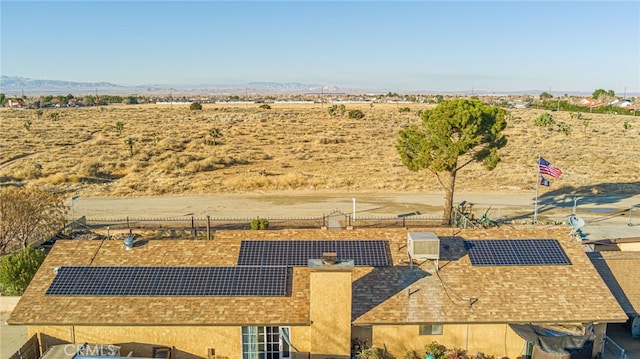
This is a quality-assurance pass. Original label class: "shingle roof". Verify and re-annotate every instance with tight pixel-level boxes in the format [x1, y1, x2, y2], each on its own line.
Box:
[9, 239, 310, 325]
[351, 229, 626, 324]
[587, 251, 640, 316]
[9, 228, 627, 326]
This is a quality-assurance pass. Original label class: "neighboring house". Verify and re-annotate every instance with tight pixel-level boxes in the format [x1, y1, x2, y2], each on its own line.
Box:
[8, 98, 25, 108]
[588, 251, 640, 338]
[580, 98, 600, 108]
[8, 228, 627, 359]
[617, 99, 634, 108]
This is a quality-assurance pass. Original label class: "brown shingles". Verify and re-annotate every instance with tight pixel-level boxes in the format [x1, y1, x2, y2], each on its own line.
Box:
[9, 228, 627, 326]
[588, 251, 640, 316]
[352, 228, 627, 324]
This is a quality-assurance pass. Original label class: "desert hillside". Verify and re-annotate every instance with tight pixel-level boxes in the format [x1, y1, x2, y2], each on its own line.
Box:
[1, 103, 638, 197]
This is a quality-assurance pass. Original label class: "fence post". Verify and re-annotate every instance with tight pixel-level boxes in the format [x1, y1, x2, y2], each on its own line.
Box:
[127, 216, 130, 229]
[207, 215, 211, 240]
[191, 216, 195, 238]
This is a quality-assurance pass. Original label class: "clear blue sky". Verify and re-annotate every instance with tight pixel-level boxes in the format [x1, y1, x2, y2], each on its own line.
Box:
[2, 1, 639, 93]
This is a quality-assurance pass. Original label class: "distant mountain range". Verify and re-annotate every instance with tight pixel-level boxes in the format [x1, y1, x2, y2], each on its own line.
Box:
[0, 75, 606, 96]
[0, 76, 355, 95]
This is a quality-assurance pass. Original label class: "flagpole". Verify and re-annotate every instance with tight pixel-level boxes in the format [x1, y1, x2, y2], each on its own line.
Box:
[534, 154, 540, 224]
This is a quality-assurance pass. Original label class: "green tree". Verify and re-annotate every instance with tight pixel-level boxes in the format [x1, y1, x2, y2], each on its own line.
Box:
[0, 247, 46, 295]
[328, 104, 346, 116]
[124, 137, 137, 157]
[534, 113, 555, 127]
[190, 102, 203, 110]
[115, 121, 124, 135]
[126, 95, 138, 105]
[592, 88, 607, 99]
[396, 99, 508, 225]
[0, 187, 67, 254]
[539, 92, 553, 100]
[208, 127, 223, 145]
[0, 93, 5, 106]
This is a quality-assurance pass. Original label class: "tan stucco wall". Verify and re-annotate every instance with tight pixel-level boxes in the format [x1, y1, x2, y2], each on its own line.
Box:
[372, 323, 525, 358]
[310, 269, 352, 359]
[619, 242, 640, 251]
[28, 325, 242, 359]
[29, 325, 317, 358]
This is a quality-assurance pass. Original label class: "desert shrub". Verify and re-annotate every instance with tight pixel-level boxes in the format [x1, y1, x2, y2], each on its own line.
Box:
[14, 163, 43, 180]
[398, 107, 411, 113]
[403, 350, 422, 359]
[348, 109, 365, 119]
[259, 104, 271, 109]
[357, 347, 391, 359]
[558, 123, 572, 136]
[83, 161, 102, 177]
[469, 353, 495, 359]
[425, 342, 447, 359]
[445, 348, 467, 359]
[534, 113, 555, 127]
[250, 218, 269, 230]
[623, 121, 632, 131]
[190, 102, 202, 110]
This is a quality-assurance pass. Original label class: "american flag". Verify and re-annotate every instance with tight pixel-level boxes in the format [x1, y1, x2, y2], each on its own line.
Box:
[538, 157, 562, 178]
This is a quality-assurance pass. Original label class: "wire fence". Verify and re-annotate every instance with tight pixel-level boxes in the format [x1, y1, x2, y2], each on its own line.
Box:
[78, 214, 446, 234]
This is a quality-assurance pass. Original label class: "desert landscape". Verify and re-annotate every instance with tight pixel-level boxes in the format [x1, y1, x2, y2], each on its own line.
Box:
[1, 102, 638, 199]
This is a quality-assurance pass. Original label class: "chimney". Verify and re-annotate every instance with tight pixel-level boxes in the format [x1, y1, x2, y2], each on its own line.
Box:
[308, 252, 353, 357]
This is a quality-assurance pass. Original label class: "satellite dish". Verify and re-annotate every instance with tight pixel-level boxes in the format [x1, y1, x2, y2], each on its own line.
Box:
[568, 215, 586, 240]
[568, 214, 586, 231]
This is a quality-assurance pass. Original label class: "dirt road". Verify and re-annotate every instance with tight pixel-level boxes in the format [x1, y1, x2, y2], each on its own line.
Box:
[71, 190, 640, 223]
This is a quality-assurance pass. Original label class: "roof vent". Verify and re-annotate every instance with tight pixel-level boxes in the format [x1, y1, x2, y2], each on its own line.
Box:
[123, 237, 134, 250]
[407, 232, 440, 261]
[322, 252, 338, 265]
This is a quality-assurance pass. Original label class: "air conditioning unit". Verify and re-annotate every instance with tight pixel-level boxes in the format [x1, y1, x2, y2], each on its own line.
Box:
[407, 232, 440, 261]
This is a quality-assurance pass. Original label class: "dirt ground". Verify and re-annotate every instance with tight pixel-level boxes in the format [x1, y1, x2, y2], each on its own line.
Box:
[71, 190, 640, 240]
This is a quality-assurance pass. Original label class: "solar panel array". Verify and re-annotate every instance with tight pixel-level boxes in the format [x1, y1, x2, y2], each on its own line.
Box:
[237, 240, 390, 267]
[464, 239, 571, 266]
[46, 266, 288, 297]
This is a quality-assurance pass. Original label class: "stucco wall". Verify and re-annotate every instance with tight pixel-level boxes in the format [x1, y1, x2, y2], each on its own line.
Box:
[310, 268, 352, 359]
[29, 325, 242, 359]
[29, 324, 318, 358]
[372, 323, 526, 358]
[619, 242, 640, 251]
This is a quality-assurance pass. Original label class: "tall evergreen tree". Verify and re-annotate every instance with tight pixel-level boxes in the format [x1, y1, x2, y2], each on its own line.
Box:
[396, 99, 508, 224]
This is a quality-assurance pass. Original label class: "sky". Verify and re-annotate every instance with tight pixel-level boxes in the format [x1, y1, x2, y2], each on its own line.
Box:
[1, 1, 639, 93]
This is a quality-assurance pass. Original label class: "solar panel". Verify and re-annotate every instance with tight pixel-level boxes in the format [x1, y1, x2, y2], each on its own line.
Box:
[464, 239, 571, 266]
[46, 266, 288, 297]
[237, 240, 390, 267]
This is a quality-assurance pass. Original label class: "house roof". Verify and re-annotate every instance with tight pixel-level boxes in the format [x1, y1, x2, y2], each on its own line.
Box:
[8, 239, 311, 326]
[9, 228, 627, 326]
[587, 251, 640, 316]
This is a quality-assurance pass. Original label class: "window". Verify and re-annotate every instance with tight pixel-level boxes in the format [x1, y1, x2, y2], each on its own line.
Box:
[419, 324, 443, 335]
[242, 326, 291, 359]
